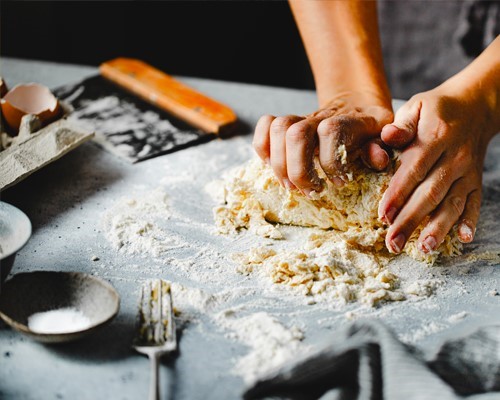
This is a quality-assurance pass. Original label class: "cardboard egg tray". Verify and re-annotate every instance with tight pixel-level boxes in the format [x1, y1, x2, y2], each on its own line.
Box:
[0, 116, 94, 191]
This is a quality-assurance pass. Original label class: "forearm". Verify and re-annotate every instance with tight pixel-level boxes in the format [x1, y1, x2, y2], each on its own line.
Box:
[289, 0, 391, 108]
[440, 35, 500, 142]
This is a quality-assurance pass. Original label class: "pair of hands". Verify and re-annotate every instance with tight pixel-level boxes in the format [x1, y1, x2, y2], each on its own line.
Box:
[253, 87, 490, 254]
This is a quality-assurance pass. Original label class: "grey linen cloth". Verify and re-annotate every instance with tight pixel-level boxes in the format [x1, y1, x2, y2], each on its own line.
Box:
[243, 320, 500, 400]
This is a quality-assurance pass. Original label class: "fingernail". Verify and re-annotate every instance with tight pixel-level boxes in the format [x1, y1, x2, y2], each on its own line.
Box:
[385, 207, 397, 224]
[302, 188, 313, 199]
[283, 178, 294, 191]
[419, 235, 437, 253]
[458, 222, 474, 243]
[389, 233, 405, 254]
[381, 124, 392, 134]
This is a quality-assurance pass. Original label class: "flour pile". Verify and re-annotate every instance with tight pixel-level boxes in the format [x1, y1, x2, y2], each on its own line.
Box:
[213, 158, 462, 305]
[216, 311, 309, 384]
[102, 189, 186, 257]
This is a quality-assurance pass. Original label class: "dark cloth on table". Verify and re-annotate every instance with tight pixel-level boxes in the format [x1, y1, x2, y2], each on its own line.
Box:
[244, 320, 500, 400]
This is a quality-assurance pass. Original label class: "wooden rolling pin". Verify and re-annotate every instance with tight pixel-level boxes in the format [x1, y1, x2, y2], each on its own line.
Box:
[100, 58, 238, 134]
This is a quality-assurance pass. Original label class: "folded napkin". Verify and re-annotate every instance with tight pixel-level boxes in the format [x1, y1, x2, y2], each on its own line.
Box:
[244, 320, 500, 400]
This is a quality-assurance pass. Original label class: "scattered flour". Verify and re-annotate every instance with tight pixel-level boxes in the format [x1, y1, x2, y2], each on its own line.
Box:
[95, 147, 497, 381]
[168, 282, 309, 383]
[170, 282, 240, 314]
[102, 188, 186, 257]
[65, 95, 201, 162]
[447, 311, 468, 323]
[399, 321, 447, 344]
[465, 250, 500, 265]
[28, 308, 91, 334]
[404, 279, 444, 297]
[215, 310, 309, 384]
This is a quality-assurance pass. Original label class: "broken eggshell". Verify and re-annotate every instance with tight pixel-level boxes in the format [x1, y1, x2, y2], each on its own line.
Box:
[0, 78, 7, 98]
[0, 77, 7, 135]
[1, 83, 61, 135]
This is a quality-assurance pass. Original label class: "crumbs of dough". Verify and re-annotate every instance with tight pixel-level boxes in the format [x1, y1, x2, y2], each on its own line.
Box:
[212, 157, 462, 306]
[233, 233, 404, 306]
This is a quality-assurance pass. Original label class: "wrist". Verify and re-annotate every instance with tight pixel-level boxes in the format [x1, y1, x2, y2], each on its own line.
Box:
[439, 73, 499, 144]
[317, 87, 393, 112]
[438, 38, 500, 143]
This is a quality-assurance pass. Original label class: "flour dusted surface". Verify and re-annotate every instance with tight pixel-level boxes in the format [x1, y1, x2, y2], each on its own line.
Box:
[102, 188, 186, 257]
[170, 282, 309, 384]
[217, 311, 309, 384]
[91, 137, 499, 389]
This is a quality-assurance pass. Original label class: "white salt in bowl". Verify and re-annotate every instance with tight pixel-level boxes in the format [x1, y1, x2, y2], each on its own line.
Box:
[0, 271, 120, 343]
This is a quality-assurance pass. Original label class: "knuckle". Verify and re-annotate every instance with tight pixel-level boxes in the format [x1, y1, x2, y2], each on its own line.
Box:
[317, 119, 336, 137]
[428, 220, 446, 237]
[386, 188, 407, 210]
[270, 116, 295, 132]
[432, 120, 450, 141]
[286, 123, 308, 142]
[258, 114, 274, 125]
[454, 148, 473, 166]
[407, 161, 427, 185]
[332, 116, 352, 132]
[467, 191, 482, 211]
[317, 117, 347, 137]
[448, 195, 465, 216]
[424, 185, 443, 208]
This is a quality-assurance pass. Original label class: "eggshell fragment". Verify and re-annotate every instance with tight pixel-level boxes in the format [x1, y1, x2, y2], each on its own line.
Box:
[1, 83, 61, 134]
[0, 78, 7, 97]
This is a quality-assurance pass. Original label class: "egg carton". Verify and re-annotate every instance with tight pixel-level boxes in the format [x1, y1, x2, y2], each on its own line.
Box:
[0, 110, 94, 191]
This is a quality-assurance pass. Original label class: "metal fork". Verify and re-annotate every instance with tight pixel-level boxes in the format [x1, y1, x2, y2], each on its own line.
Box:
[134, 279, 177, 400]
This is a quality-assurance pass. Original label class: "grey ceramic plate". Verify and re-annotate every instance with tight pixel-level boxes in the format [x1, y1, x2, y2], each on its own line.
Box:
[0, 271, 120, 343]
[0, 201, 32, 283]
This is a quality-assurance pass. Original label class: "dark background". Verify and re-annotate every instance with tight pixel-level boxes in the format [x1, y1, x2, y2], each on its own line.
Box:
[1, 1, 315, 90]
[1, 1, 490, 100]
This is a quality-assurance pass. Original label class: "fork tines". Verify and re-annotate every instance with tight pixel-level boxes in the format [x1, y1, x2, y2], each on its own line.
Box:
[136, 279, 176, 347]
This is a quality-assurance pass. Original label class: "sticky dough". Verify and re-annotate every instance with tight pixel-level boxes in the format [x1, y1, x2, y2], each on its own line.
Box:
[214, 157, 462, 264]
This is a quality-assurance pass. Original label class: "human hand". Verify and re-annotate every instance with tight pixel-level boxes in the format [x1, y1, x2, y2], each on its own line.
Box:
[378, 86, 497, 254]
[252, 92, 394, 196]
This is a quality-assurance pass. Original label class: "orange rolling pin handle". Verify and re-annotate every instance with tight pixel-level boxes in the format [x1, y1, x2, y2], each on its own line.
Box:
[99, 58, 237, 134]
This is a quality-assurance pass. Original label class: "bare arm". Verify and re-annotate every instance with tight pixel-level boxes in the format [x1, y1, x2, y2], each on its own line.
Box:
[253, 0, 394, 195]
[290, 0, 390, 108]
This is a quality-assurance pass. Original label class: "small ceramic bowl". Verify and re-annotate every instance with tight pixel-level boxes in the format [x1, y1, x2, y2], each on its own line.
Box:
[0, 271, 120, 343]
[0, 202, 32, 284]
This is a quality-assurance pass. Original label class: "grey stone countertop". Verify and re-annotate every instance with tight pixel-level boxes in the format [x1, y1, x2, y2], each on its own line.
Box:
[1, 57, 499, 400]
